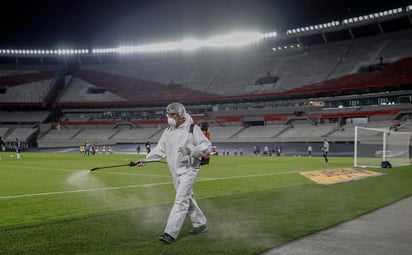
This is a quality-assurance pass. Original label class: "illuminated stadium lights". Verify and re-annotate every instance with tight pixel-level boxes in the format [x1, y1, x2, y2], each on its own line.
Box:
[343, 7, 404, 24]
[1, 2, 409, 59]
[119, 41, 184, 53]
[180, 39, 202, 50]
[262, 31, 277, 38]
[92, 48, 117, 54]
[117, 32, 265, 53]
[286, 21, 340, 34]
[205, 32, 263, 48]
[287, 6, 405, 34]
[0, 48, 89, 56]
[272, 43, 302, 52]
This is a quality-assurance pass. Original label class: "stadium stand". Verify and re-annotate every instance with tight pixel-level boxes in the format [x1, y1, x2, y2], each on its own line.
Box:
[109, 127, 162, 143]
[72, 128, 119, 142]
[0, 127, 9, 137]
[1, 14, 412, 149]
[0, 111, 51, 123]
[74, 69, 216, 102]
[276, 123, 337, 141]
[58, 76, 126, 102]
[68, 29, 412, 99]
[37, 128, 82, 148]
[207, 126, 245, 142]
[4, 127, 38, 144]
[235, 125, 289, 141]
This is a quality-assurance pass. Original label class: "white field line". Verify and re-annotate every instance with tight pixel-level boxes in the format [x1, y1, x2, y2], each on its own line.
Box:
[0, 170, 301, 199]
[0, 182, 174, 199]
[0, 165, 77, 172]
[0, 164, 171, 178]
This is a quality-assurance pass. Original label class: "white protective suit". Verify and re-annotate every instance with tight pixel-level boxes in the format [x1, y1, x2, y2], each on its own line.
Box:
[145, 111, 211, 239]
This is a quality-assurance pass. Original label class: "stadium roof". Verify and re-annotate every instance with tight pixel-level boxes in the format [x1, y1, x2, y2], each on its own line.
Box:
[1, 0, 410, 49]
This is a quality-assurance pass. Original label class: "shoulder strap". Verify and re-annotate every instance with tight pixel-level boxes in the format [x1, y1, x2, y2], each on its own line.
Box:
[189, 123, 195, 133]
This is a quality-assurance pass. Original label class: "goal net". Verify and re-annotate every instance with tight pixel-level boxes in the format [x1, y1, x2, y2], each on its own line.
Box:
[354, 126, 411, 168]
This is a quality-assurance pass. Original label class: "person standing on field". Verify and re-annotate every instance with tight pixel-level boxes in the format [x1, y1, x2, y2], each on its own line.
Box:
[145, 141, 151, 154]
[321, 138, 329, 164]
[84, 141, 90, 156]
[15, 137, 21, 159]
[307, 144, 313, 157]
[134, 102, 211, 244]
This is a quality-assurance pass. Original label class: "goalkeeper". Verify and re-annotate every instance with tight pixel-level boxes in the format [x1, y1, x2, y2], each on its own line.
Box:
[134, 102, 211, 244]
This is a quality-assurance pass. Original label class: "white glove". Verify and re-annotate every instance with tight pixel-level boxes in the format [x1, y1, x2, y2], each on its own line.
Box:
[189, 149, 202, 159]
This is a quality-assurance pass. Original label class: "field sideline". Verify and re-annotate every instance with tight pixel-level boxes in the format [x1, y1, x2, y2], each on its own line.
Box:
[1, 152, 411, 255]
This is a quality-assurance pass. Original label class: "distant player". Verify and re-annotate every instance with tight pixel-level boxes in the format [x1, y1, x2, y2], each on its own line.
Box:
[145, 141, 151, 154]
[84, 141, 90, 156]
[307, 144, 313, 157]
[321, 138, 329, 164]
[15, 137, 21, 160]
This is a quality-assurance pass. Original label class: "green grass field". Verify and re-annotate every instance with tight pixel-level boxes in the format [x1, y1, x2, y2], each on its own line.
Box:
[1, 152, 411, 255]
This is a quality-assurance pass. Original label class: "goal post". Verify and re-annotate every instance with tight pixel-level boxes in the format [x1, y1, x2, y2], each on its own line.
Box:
[354, 126, 411, 168]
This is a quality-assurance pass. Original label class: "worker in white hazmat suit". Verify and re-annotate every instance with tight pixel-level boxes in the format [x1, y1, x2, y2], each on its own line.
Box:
[135, 102, 211, 244]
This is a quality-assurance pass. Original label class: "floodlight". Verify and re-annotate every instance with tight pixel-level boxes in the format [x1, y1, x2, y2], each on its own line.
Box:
[265, 31, 277, 38]
[181, 39, 202, 50]
[118, 31, 264, 53]
[205, 32, 263, 48]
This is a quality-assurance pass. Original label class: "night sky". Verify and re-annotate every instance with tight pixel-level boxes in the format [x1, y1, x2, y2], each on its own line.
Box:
[1, 0, 411, 48]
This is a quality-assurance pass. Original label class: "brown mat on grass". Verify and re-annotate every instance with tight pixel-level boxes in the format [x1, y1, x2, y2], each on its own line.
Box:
[300, 168, 385, 185]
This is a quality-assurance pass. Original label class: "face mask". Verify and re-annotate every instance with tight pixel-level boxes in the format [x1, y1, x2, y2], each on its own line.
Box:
[167, 117, 177, 126]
